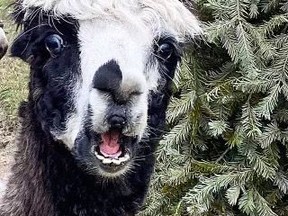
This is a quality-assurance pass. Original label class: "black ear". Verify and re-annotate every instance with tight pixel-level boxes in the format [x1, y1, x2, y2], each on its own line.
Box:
[11, 28, 50, 64]
[11, 31, 34, 63]
[10, 1, 49, 63]
[10, 0, 33, 61]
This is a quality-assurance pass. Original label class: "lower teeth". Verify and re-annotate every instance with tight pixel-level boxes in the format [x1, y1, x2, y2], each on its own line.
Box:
[95, 152, 130, 165]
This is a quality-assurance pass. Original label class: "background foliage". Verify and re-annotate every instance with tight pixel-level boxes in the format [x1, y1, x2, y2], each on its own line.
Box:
[140, 0, 288, 215]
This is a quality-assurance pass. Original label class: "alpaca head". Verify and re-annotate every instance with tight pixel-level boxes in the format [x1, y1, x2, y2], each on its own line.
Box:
[0, 23, 8, 60]
[11, 0, 201, 177]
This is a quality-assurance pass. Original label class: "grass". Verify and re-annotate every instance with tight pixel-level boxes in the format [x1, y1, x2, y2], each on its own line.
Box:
[0, 0, 29, 120]
[0, 0, 25, 175]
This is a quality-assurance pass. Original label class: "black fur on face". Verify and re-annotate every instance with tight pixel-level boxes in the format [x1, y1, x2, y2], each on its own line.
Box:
[11, 11, 80, 134]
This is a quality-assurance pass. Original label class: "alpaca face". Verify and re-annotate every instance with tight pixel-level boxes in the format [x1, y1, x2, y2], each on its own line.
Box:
[11, 0, 201, 177]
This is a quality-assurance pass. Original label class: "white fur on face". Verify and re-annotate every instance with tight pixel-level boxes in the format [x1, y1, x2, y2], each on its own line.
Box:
[56, 18, 156, 148]
[80, 18, 154, 136]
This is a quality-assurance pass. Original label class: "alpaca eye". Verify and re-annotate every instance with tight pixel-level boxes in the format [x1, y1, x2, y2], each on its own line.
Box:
[157, 43, 174, 61]
[45, 34, 64, 58]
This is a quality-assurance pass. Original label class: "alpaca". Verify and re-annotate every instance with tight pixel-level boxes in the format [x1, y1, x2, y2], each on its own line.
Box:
[0, 0, 201, 215]
[0, 22, 8, 60]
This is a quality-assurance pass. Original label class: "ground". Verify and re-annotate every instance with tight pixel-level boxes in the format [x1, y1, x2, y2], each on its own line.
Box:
[0, 0, 29, 199]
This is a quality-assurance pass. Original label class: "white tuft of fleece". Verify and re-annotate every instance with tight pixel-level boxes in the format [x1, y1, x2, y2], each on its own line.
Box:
[21, 0, 202, 41]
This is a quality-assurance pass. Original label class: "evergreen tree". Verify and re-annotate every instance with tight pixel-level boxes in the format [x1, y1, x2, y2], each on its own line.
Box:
[140, 0, 288, 215]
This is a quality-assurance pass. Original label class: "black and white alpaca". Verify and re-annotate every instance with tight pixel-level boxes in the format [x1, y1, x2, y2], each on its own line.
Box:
[0, 22, 8, 60]
[0, 0, 201, 215]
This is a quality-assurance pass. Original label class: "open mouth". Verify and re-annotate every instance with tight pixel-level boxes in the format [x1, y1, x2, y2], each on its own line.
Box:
[93, 130, 132, 169]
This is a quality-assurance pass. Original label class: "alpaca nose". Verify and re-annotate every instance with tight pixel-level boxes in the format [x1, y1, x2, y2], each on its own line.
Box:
[93, 60, 122, 93]
[108, 115, 127, 129]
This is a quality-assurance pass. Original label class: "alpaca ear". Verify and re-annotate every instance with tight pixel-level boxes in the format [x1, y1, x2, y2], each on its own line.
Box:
[11, 31, 35, 63]
[11, 29, 49, 64]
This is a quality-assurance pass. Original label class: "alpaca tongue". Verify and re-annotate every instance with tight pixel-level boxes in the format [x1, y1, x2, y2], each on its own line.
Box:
[99, 130, 121, 158]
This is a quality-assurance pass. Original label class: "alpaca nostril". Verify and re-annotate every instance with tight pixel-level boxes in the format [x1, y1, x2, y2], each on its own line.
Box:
[108, 115, 127, 129]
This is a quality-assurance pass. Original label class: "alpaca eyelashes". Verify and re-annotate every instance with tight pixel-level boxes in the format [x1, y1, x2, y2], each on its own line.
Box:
[45, 34, 64, 58]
